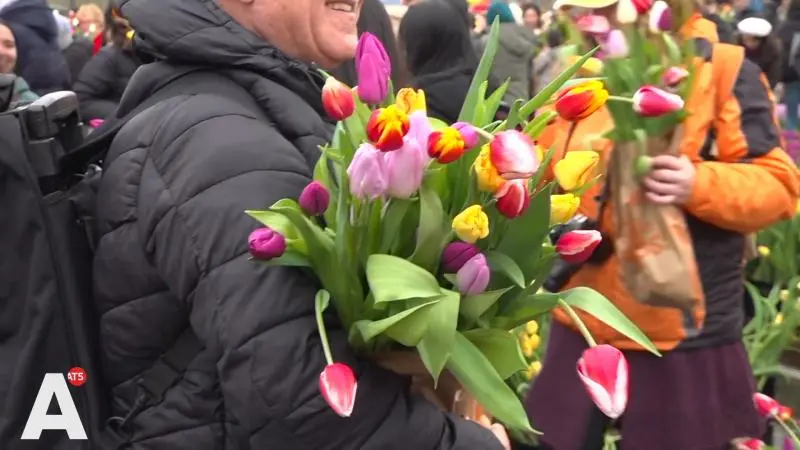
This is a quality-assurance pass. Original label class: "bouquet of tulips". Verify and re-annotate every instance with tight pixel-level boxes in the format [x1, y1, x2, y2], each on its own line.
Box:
[245, 24, 658, 433]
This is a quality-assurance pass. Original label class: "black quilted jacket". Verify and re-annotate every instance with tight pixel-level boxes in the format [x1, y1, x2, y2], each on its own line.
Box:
[92, 0, 504, 449]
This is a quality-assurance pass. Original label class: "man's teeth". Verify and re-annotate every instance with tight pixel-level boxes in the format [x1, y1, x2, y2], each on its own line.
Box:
[328, 2, 354, 11]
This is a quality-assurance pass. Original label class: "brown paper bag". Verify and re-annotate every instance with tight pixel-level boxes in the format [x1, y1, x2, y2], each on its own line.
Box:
[609, 125, 705, 331]
[374, 351, 485, 420]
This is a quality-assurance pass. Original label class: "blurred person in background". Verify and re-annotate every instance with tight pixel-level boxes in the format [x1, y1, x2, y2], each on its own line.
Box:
[73, 3, 140, 121]
[776, 0, 800, 129]
[53, 10, 92, 86]
[737, 16, 783, 87]
[73, 2, 105, 54]
[531, 27, 564, 94]
[0, 0, 71, 94]
[0, 19, 37, 104]
[485, 1, 537, 102]
[521, 3, 543, 34]
[701, 0, 735, 42]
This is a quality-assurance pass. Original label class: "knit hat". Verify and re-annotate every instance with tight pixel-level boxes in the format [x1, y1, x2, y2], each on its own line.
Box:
[487, 1, 516, 24]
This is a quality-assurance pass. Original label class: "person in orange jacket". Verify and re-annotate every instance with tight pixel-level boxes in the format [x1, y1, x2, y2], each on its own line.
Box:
[526, 2, 800, 449]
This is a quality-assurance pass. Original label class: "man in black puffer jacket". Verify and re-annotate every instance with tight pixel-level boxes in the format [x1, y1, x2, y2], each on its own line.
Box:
[93, 0, 509, 449]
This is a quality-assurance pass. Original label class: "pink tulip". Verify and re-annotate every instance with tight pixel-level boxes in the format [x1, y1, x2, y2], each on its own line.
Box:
[556, 230, 602, 264]
[441, 241, 481, 273]
[299, 181, 330, 216]
[495, 179, 531, 218]
[88, 118, 105, 128]
[648, 0, 672, 33]
[602, 30, 629, 59]
[347, 143, 388, 200]
[319, 363, 358, 417]
[408, 110, 433, 159]
[576, 14, 610, 35]
[735, 439, 766, 450]
[355, 32, 391, 104]
[632, 85, 684, 117]
[456, 253, 491, 295]
[489, 130, 540, 180]
[577, 345, 629, 419]
[753, 393, 780, 418]
[248, 227, 287, 260]
[384, 138, 425, 199]
[453, 122, 480, 149]
[662, 67, 689, 87]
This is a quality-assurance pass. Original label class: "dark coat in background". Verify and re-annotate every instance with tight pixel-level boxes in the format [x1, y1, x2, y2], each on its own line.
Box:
[92, 0, 505, 448]
[776, 6, 800, 83]
[63, 37, 94, 83]
[73, 45, 140, 120]
[0, 0, 71, 94]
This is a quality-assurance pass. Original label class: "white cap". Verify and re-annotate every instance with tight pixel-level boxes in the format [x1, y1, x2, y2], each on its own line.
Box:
[553, 0, 618, 9]
[737, 17, 772, 38]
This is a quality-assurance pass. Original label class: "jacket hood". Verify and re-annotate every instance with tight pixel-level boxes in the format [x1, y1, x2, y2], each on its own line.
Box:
[0, 0, 58, 46]
[119, 0, 324, 92]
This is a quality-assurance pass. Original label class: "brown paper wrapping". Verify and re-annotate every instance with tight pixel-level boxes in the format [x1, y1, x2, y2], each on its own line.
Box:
[374, 351, 486, 420]
[609, 125, 705, 329]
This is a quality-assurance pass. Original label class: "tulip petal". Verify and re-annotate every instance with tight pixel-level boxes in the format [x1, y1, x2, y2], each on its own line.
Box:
[385, 138, 424, 198]
[319, 363, 358, 417]
[556, 230, 602, 263]
[490, 130, 539, 179]
[577, 345, 629, 419]
[577, 367, 618, 418]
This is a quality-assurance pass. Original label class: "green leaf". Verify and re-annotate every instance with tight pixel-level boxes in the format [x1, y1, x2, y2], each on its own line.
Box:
[560, 287, 661, 356]
[463, 329, 528, 380]
[461, 287, 514, 321]
[429, 117, 450, 130]
[316, 289, 330, 312]
[366, 254, 443, 303]
[417, 289, 460, 383]
[493, 292, 559, 330]
[482, 79, 510, 125]
[494, 185, 552, 277]
[353, 300, 439, 342]
[485, 252, 525, 287]
[410, 182, 449, 272]
[379, 199, 413, 253]
[458, 19, 500, 123]
[523, 110, 557, 140]
[519, 46, 599, 119]
[447, 332, 535, 432]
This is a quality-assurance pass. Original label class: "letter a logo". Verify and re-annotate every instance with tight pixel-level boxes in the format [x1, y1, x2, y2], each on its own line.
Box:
[21, 373, 87, 440]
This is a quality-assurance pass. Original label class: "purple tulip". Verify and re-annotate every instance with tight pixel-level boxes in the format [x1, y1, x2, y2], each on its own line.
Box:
[299, 181, 330, 216]
[441, 242, 482, 273]
[453, 122, 480, 149]
[456, 254, 491, 295]
[347, 143, 389, 200]
[602, 29, 629, 59]
[649, 1, 672, 32]
[248, 227, 287, 260]
[384, 138, 425, 199]
[355, 32, 391, 104]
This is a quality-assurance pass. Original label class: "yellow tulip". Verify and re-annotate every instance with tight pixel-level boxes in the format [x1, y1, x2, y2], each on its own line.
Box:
[525, 320, 539, 335]
[567, 55, 604, 76]
[395, 88, 426, 114]
[796, 199, 800, 215]
[757, 245, 770, 257]
[452, 205, 490, 244]
[525, 361, 543, 380]
[550, 194, 581, 225]
[554, 150, 600, 192]
[775, 313, 784, 325]
[474, 145, 507, 193]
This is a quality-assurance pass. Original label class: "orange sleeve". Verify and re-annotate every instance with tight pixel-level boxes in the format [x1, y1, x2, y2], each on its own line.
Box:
[685, 60, 800, 234]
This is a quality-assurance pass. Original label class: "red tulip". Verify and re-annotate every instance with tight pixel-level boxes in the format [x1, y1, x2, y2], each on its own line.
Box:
[735, 438, 766, 450]
[632, 85, 684, 117]
[489, 130, 540, 180]
[631, 0, 653, 13]
[556, 230, 602, 264]
[662, 67, 689, 88]
[753, 393, 780, 417]
[366, 105, 410, 152]
[321, 77, 355, 120]
[495, 179, 531, 218]
[779, 405, 794, 421]
[428, 127, 469, 163]
[577, 345, 629, 419]
[319, 363, 358, 417]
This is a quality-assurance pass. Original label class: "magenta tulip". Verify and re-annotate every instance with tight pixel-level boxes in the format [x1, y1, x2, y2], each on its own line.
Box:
[453, 122, 480, 149]
[632, 85, 684, 117]
[456, 253, 491, 295]
[577, 345, 629, 419]
[248, 227, 287, 260]
[355, 32, 391, 104]
[648, 0, 672, 33]
[319, 363, 358, 417]
[299, 181, 331, 216]
[441, 241, 481, 273]
[347, 143, 389, 200]
[556, 230, 602, 264]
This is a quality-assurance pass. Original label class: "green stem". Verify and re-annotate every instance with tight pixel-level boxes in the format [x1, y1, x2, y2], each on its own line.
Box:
[558, 299, 597, 347]
[315, 297, 335, 366]
[474, 126, 495, 141]
[777, 418, 800, 447]
[607, 95, 634, 103]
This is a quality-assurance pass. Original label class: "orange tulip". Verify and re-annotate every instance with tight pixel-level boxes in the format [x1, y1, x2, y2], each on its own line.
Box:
[554, 80, 609, 122]
[366, 105, 410, 152]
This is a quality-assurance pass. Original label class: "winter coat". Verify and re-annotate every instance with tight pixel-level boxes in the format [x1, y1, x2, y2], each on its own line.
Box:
[776, 7, 800, 83]
[73, 45, 140, 120]
[92, 0, 505, 449]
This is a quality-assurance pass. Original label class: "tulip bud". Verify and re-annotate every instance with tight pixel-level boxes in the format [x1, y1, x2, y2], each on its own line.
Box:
[355, 32, 391, 104]
[575, 14, 610, 35]
[347, 143, 389, 200]
[778, 405, 794, 421]
[550, 194, 581, 225]
[441, 241, 482, 273]
[554, 150, 600, 192]
[615, 0, 639, 25]
[489, 130, 540, 180]
[452, 122, 480, 149]
[631, 0, 653, 13]
[735, 439, 766, 450]
[321, 77, 355, 121]
[384, 138, 425, 198]
[88, 118, 105, 129]
[367, 105, 410, 152]
[556, 229, 602, 264]
[248, 227, 287, 260]
[452, 205, 490, 244]
[602, 29, 629, 59]
[299, 181, 330, 216]
[495, 179, 531, 218]
[428, 127, 469, 163]
[753, 393, 780, 418]
[555, 80, 609, 122]
[474, 145, 506, 193]
[662, 67, 689, 88]
[649, 0, 672, 33]
[577, 345, 629, 419]
[456, 253, 491, 295]
[319, 362, 358, 417]
[395, 88, 426, 114]
[632, 85, 684, 117]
